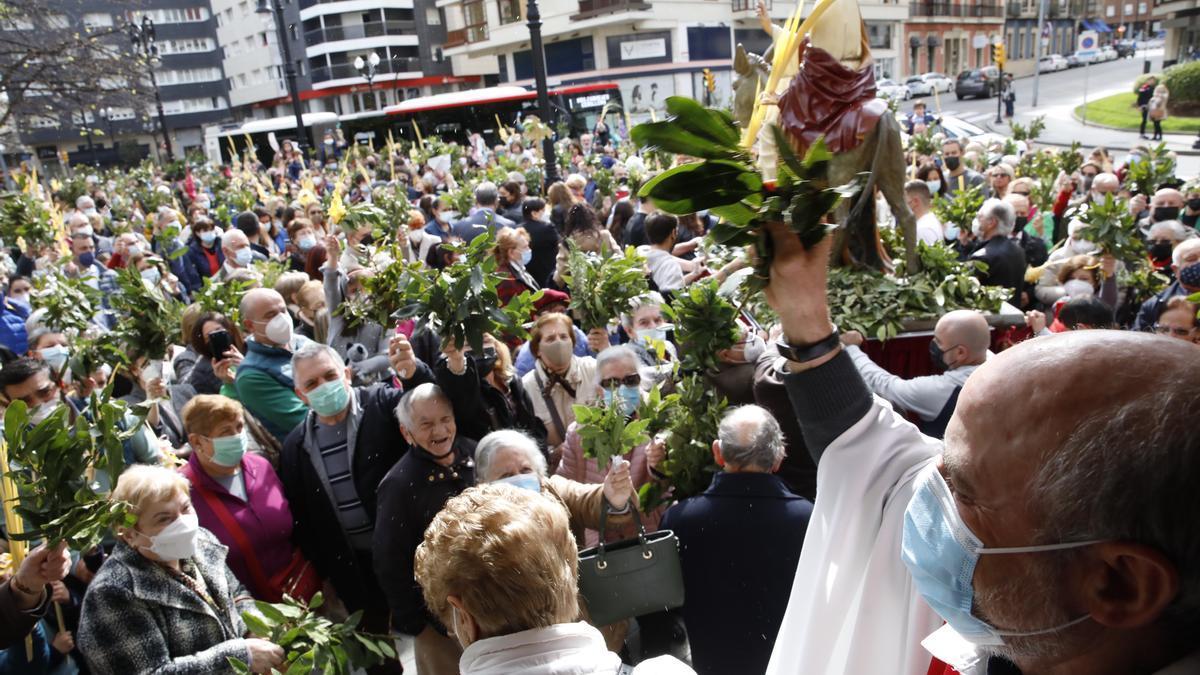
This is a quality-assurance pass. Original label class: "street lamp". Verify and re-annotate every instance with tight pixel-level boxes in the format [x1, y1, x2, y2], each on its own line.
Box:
[525, 0, 558, 188]
[257, 0, 309, 157]
[354, 52, 381, 110]
[98, 106, 116, 140]
[78, 109, 98, 167]
[128, 16, 173, 161]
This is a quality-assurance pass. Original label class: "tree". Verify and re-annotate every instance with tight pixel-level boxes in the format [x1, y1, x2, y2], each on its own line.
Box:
[0, 1, 149, 140]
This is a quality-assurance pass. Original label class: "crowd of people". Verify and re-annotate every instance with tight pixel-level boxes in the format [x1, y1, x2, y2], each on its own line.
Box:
[0, 80, 1194, 675]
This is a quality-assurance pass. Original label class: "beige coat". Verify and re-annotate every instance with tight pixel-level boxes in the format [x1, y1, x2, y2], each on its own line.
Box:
[521, 356, 598, 447]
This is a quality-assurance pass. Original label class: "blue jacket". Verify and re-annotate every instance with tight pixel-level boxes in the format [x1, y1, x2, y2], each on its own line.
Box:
[1133, 280, 1188, 332]
[184, 237, 224, 288]
[154, 236, 200, 296]
[451, 208, 515, 243]
[0, 298, 30, 355]
[660, 472, 812, 675]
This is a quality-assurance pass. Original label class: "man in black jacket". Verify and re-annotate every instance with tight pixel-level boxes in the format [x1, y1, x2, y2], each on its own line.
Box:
[374, 383, 476, 675]
[965, 198, 1027, 307]
[278, 339, 431, 675]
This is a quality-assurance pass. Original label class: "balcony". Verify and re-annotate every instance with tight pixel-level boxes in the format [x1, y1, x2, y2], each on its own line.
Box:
[733, 0, 771, 10]
[444, 24, 488, 48]
[571, 0, 652, 21]
[304, 20, 416, 47]
[909, 1, 1005, 17]
[310, 57, 421, 84]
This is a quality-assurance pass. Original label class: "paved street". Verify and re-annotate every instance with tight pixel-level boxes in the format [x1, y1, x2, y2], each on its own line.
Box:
[899, 48, 1200, 176]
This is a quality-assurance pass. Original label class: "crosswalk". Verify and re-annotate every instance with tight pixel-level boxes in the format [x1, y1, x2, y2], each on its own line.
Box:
[955, 112, 994, 125]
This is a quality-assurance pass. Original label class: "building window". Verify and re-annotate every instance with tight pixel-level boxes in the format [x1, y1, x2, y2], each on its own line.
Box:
[261, 32, 269, 46]
[498, 0, 521, 24]
[866, 22, 893, 50]
[82, 13, 114, 28]
[427, 7, 441, 24]
[463, 0, 487, 41]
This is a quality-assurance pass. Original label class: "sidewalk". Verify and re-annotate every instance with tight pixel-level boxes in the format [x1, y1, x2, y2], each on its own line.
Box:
[984, 107, 1200, 156]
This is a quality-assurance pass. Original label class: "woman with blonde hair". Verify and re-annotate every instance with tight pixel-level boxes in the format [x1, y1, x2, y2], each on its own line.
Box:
[1148, 83, 1169, 141]
[78, 464, 285, 674]
[492, 226, 539, 306]
[546, 182, 573, 229]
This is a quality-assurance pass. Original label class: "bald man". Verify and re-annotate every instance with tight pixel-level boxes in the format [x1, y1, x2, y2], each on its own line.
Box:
[234, 288, 311, 440]
[763, 222, 1200, 675]
[840, 310, 988, 439]
[1140, 188, 1186, 235]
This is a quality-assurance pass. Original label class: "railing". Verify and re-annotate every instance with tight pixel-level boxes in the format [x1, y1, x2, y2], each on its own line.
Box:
[304, 20, 416, 47]
[572, 0, 652, 20]
[909, 2, 1005, 17]
[310, 57, 421, 83]
[443, 24, 488, 48]
[732, 0, 771, 10]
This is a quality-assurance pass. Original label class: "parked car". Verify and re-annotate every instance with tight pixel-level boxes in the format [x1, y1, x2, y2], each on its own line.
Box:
[921, 72, 955, 93]
[1066, 54, 1082, 68]
[1100, 46, 1118, 61]
[1114, 39, 1136, 57]
[955, 67, 1000, 100]
[877, 78, 912, 100]
[1073, 48, 1101, 64]
[904, 75, 933, 96]
[1038, 54, 1069, 72]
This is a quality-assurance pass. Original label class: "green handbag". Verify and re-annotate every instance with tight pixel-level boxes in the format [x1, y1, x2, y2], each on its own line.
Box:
[577, 502, 684, 626]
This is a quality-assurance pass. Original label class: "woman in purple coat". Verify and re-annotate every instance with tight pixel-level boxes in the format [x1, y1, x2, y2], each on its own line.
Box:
[179, 395, 316, 602]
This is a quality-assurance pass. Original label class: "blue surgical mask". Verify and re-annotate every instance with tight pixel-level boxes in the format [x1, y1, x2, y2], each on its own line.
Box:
[306, 378, 350, 417]
[926, 179, 942, 195]
[127, 243, 142, 257]
[208, 431, 246, 467]
[199, 231, 217, 245]
[901, 465, 1100, 646]
[140, 267, 161, 285]
[78, 251, 96, 267]
[234, 247, 253, 266]
[40, 345, 69, 371]
[602, 384, 641, 417]
[495, 472, 541, 493]
[297, 235, 316, 252]
[519, 249, 532, 266]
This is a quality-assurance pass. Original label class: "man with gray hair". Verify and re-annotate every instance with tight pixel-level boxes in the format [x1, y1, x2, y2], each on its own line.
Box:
[660, 405, 812, 675]
[967, 197, 1026, 306]
[451, 180, 515, 243]
[374, 382, 478, 674]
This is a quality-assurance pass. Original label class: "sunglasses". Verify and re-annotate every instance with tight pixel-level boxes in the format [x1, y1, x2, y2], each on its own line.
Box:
[599, 374, 641, 389]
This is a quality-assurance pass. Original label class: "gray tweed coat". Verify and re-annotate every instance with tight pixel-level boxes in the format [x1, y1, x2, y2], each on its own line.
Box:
[78, 528, 256, 674]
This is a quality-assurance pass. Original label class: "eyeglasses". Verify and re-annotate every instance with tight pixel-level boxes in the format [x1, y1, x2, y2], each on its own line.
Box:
[1154, 324, 1194, 337]
[599, 374, 641, 389]
[1012, 191, 1030, 197]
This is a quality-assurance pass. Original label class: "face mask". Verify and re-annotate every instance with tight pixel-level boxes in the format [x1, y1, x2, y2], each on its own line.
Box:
[943, 224, 960, 241]
[1188, 198, 1200, 212]
[970, 218, 985, 238]
[40, 345, 69, 372]
[639, 325, 670, 346]
[901, 465, 1099, 646]
[127, 243, 142, 258]
[8, 292, 29, 308]
[307, 378, 350, 417]
[519, 249, 532, 266]
[1069, 238, 1095, 254]
[925, 180, 942, 195]
[83, 208, 97, 218]
[495, 472, 541, 493]
[928, 340, 948, 372]
[540, 339, 573, 369]
[199, 231, 217, 245]
[234, 247, 253, 267]
[140, 267, 161, 285]
[78, 251, 96, 267]
[943, 156, 961, 172]
[297, 235, 316, 252]
[1148, 241, 1173, 263]
[1082, 175, 1095, 192]
[1153, 206, 1181, 222]
[1063, 279, 1095, 298]
[602, 384, 641, 417]
[1178, 261, 1200, 289]
[138, 512, 200, 562]
[30, 401, 58, 425]
[208, 431, 246, 467]
[1014, 215, 1029, 231]
[259, 312, 293, 345]
[361, 233, 376, 247]
[77, 225, 94, 238]
[474, 347, 498, 375]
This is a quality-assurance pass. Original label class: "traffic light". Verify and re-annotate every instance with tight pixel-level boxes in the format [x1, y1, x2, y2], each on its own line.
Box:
[992, 43, 1006, 69]
[702, 68, 716, 94]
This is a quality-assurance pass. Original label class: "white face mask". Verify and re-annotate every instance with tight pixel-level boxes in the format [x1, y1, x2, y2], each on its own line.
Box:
[741, 334, 766, 363]
[639, 324, 670, 345]
[138, 511, 199, 561]
[1069, 238, 1095, 254]
[1063, 279, 1095, 298]
[40, 345, 69, 372]
[257, 312, 293, 346]
[30, 401, 58, 425]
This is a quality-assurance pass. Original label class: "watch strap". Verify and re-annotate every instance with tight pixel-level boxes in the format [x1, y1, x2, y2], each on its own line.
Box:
[775, 330, 841, 364]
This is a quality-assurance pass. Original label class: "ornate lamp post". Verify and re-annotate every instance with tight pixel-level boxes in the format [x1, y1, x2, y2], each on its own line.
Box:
[128, 16, 173, 161]
[257, 0, 309, 155]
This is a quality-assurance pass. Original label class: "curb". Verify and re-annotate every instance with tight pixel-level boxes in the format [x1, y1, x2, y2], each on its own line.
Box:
[981, 117, 1200, 156]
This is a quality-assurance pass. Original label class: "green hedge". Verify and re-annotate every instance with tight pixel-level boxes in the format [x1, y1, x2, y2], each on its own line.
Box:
[1163, 61, 1200, 113]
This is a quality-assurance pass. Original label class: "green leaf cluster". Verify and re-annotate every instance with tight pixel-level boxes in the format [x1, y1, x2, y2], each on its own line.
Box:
[1009, 116, 1046, 142]
[336, 244, 411, 329]
[1125, 143, 1177, 197]
[1073, 193, 1144, 263]
[931, 183, 985, 233]
[393, 233, 541, 353]
[906, 127, 941, 157]
[0, 193, 57, 251]
[571, 398, 651, 472]
[194, 275, 253, 326]
[371, 187, 413, 237]
[230, 593, 396, 675]
[2, 380, 146, 549]
[252, 258, 289, 290]
[1120, 259, 1171, 308]
[31, 271, 103, 334]
[110, 267, 185, 361]
[637, 374, 726, 511]
[561, 243, 649, 332]
[338, 201, 390, 240]
[664, 279, 741, 374]
[830, 240, 1010, 341]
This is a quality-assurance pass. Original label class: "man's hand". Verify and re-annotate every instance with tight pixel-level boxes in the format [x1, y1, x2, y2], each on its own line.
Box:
[442, 341, 467, 376]
[245, 638, 285, 674]
[145, 377, 167, 401]
[603, 456, 634, 509]
[12, 543, 70, 609]
[323, 234, 341, 268]
[762, 221, 836, 346]
[839, 330, 864, 347]
[586, 328, 611, 354]
[1025, 310, 1047, 334]
[49, 580, 69, 604]
[51, 630, 74, 654]
[1129, 193, 1148, 216]
[646, 435, 667, 472]
[1100, 254, 1117, 278]
[389, 334, 417, 380]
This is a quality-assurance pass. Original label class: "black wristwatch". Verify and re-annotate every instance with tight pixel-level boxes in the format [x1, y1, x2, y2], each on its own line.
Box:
[775, 329, 841, 364]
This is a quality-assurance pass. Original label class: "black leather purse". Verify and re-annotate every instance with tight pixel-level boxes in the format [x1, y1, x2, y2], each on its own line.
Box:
[577, 503, 684, 626]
